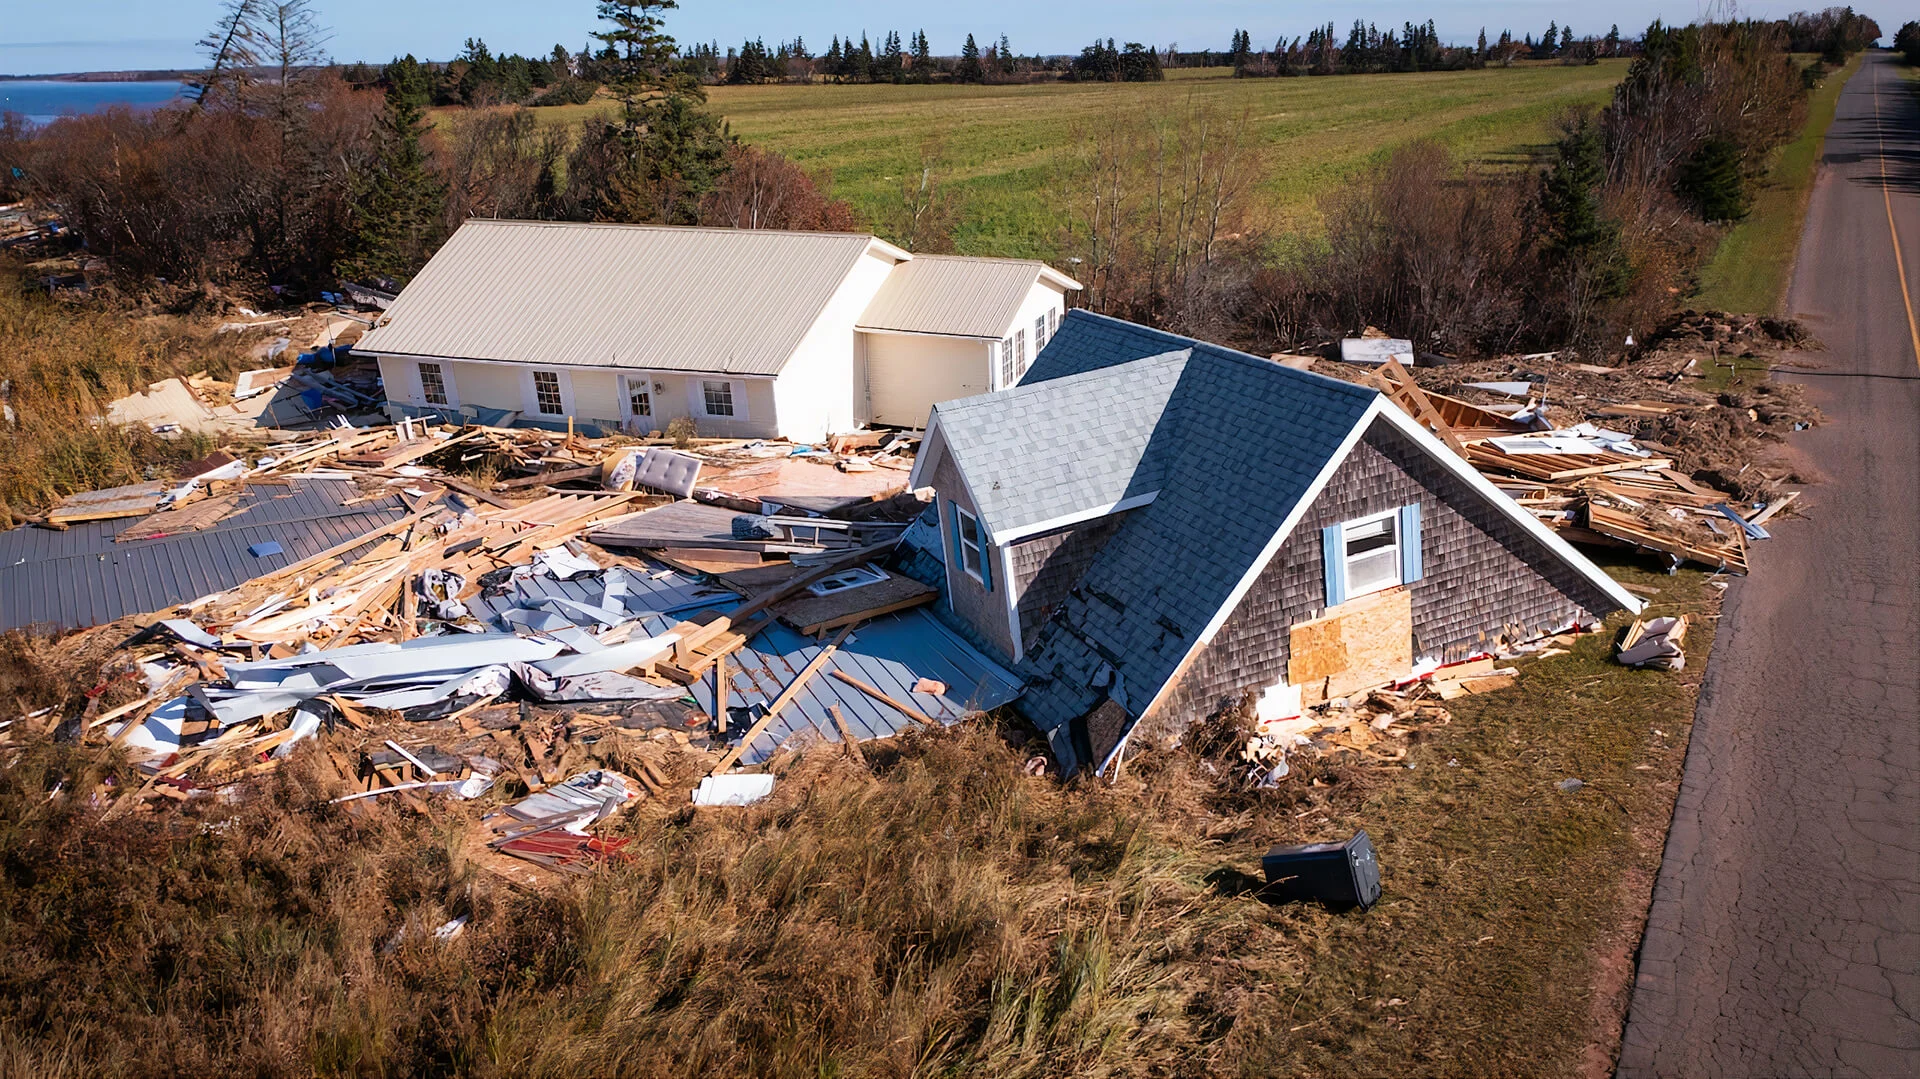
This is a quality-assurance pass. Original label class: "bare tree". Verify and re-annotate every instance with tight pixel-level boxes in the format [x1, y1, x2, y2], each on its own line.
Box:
[186, 0, 264, 113]
[886, 133, 957, 252]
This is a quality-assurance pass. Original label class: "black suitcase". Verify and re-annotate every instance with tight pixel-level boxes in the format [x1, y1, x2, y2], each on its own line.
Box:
[1260, 830, 1381, 910]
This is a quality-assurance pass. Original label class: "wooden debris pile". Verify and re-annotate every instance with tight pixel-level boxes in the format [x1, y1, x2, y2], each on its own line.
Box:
[1367, 361, 1786, 574]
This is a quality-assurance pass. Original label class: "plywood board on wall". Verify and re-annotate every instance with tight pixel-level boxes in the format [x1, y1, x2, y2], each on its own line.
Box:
[1287, 586, 1413, 702]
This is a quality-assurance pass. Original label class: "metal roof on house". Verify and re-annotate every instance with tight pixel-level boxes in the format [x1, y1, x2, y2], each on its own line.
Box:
[856, 254, 1080, 338]
[0, 478, 409, 633]
[355, 220, 905, 378]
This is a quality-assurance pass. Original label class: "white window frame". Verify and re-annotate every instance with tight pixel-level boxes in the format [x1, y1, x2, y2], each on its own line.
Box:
[1049, 307, 1059, 335]
[416, 361, 455, 407]
[1340, 508, 1402, 599]
[955, 504, 985, 584]
[1014, 328, 1028, 376]
[1034, 313, 1048, 352]
[998, 336, 1017, 389]
[522, 367, 574, 418]
[696, 378, 748, 420]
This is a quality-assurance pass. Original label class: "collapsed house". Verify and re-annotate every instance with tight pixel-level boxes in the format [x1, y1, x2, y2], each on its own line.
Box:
[908, 311, 1643, 774]
[353, 220, 1080, 442]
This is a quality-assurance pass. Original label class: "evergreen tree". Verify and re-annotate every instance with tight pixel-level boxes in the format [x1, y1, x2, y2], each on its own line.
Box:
[588, 0, 731, 223]
[1477, 27, 1488, 59]
[956, 33, 985, 83]
[910, 30, 932, 82]
[1541, 20, 1558, 57]
[824, 36, 843, 80]
[1230, 28, 1253, 74]
[1676, 137, 1748, 221]
[1539, 118, 1626, 296]
[1605, 24, 1621, 56]
[997, 34, 1015, 76]
[1560, 26, 1574, 53]
[342, 78, 444, 284]
[382, 54, 432, 110]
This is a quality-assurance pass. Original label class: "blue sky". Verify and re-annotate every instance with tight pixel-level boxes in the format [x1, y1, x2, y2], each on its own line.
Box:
[2, 0, 1827, 76]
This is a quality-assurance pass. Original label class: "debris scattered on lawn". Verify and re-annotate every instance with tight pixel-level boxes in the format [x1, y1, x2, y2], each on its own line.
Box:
[1616, 615, 1690, 670]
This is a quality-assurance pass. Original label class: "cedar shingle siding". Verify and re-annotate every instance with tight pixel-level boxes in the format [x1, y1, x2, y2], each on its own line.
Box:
[1142, 417, 1617, 740]
[931, 455, 1016, 660]
[1010, 514, 1128, 650]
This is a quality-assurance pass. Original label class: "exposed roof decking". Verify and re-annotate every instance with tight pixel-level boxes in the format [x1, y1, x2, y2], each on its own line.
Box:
[356, 220, 896, 377]
[856, 254, 1079, 339]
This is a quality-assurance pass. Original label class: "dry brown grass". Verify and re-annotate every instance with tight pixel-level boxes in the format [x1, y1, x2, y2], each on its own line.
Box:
[0, 260, 253, 518]
[0, 558, 1716, 1078]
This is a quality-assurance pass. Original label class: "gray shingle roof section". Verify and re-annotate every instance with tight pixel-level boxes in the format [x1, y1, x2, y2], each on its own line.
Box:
[856, 254, 1075, 338]
[932, 311, 1380, 744]
[928, 349, 1188, 536]
[0, 478, 408, 633]
[356, 220, 892, 377]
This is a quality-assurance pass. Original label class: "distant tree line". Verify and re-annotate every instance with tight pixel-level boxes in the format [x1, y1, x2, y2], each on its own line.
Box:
[1898, 21, 1920, 66]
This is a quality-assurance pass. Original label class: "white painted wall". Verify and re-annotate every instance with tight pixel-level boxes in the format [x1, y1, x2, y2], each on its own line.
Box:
[772, 246, 902, 442]
[996, 280, 1071, 388]
[863, 332, 993, 429]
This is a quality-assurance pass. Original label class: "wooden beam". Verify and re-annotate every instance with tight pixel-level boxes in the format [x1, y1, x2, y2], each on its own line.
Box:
[707, 626, 853, 776]
[828, 670, 934, 727]
[828, 705, 867, 767]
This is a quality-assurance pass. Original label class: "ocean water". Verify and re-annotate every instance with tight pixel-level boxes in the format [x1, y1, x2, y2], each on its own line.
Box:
[0, 80, 187, 126]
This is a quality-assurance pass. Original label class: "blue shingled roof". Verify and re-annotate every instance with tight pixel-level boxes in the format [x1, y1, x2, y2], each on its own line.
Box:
[928, 311, 1381, 755]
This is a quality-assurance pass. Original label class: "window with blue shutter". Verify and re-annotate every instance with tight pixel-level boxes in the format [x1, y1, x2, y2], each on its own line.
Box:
[1322, 524, 1347, 607]
[1398, 503, 1424, 583]
[952, 502, 991, 591]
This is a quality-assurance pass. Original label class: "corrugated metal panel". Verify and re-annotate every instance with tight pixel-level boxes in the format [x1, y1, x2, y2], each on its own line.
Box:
[856, 255, 1050, 338]
[355, 220, 883, 377]
[0, 479, 407, 633]
[466, 562, 1022, 763]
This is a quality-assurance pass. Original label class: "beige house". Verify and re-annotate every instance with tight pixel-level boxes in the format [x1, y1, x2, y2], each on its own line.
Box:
[355, 220, 1079, 443]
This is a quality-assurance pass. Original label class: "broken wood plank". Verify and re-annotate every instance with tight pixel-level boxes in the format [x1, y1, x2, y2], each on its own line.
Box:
[707, 625, 854, 775]
[828, 670, 935, 727]
[828, 705, 867, 767]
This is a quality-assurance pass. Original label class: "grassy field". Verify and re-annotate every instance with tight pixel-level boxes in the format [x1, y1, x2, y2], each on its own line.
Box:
[0, 556, 1715, 1076]
[513, 63, 1628, 257]
[1693, 54, 1862, 314]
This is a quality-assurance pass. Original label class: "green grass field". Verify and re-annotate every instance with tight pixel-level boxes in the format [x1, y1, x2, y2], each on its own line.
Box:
[515, 63, 1628, 257]
[1693, 54, 1862, 315]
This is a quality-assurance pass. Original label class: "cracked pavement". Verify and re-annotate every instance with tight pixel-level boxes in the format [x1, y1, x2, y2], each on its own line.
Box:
[1615, 55, 1920, 1079]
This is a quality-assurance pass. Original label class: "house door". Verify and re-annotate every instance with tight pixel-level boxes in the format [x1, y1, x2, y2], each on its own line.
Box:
[618, 374, 654, 434]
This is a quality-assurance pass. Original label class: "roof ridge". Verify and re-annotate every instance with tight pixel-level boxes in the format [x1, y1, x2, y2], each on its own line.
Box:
[458, 218, 880, 242]
[1060, 309, 1377, 402]
[933, 348, 1190, 416]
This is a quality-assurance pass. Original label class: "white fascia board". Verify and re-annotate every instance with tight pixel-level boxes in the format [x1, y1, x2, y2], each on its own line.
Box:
[1037, 265, 1083, 292]
[906, 411, 943, 490]
[1371, 403, 1644, 615]
[990, 491, 1159, 547]
[865, 236, 913, 263]
[1002, 543, 1023, 662]
[854, 325, 1002, 341]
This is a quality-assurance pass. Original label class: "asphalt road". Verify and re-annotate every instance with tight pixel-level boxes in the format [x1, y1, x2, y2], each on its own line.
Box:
[1616, 54, 1920, 1078]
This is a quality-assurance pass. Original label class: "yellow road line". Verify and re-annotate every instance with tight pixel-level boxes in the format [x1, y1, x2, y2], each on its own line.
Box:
[1871, 59, 1920, 369]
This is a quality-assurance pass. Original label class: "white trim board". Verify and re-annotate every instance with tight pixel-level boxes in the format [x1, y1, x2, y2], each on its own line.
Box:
[357, 349, 779, 383]
[990, 491, 1159, 547]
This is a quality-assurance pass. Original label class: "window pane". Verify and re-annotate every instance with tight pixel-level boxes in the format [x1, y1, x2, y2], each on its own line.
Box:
[1344, 516, 1395, 556]
[533, 371, 563, 414]
[958, 509, 983, 575]
[1347, 548, 1399, 594]
[1035, 314, 1048, 351]
[419, 362, 447, 406]
[1015, 329, 1027, 373]
[629, 388, 651, 417]
[702, 380, 734, 417]
[999, 337, 1016, 386]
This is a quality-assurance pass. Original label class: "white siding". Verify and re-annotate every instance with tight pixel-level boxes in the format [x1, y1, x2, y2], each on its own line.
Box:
[1004, 280, 1070, 386]
[863, 332, 993, 429]
[772, 248, 901, 442]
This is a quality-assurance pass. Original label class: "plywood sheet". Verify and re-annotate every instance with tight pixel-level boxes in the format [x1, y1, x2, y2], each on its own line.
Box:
[1287, 586, 1413, 702]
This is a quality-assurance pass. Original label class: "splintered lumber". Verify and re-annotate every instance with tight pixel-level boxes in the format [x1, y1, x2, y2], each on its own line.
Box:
[1586, 504, 1748, 573]
[775, 572, 937, 635]
[828, 670, 935, 727]
[48, 481, 170, 524]
[828, 705, 867, 767]
[1467, 442, 1674, 482]
[496, 464, 600, 490]
[1746, 490, 1800, 527]
[708, 625, 853, 775]
[1366, 359, 1469, 455]
[656, 612, 774, 683]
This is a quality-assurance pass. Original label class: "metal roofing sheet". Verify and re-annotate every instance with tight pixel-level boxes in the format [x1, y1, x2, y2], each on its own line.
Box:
[355, 220, 886, 377]
[856, 254, 1062, 338]
[0, 478, 408, 633]
[467, 561, 1023, 764]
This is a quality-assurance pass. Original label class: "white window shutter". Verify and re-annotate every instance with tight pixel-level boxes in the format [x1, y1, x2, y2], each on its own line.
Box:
[1399, 503, 1424, 583]
[1322, 524, 1347, 607]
